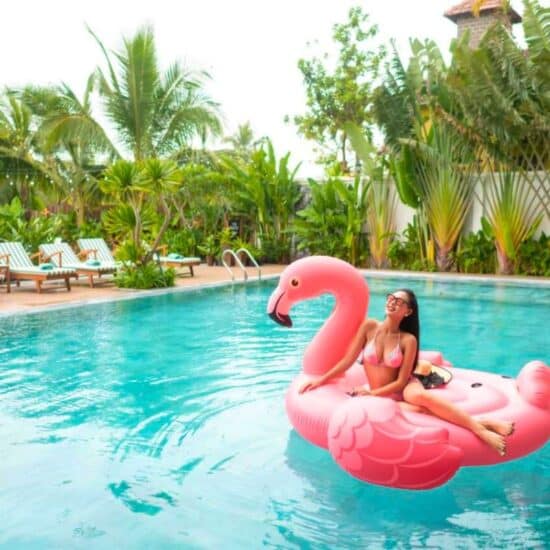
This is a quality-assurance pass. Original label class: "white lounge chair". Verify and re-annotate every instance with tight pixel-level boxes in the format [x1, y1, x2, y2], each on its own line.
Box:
[77, 238, 121, 268]
[153, 245, 201, 277]
[39, 241, 117, 288]
[0, 241, 77, 293]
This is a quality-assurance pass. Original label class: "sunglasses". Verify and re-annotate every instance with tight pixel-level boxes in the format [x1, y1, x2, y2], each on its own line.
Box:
[386, 293, 411, 308]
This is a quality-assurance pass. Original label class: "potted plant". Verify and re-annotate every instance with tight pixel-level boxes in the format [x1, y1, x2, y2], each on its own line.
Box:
[218, 227, 235, 266]
[233, 237, 251, 265]
[198, 235, 219, 266]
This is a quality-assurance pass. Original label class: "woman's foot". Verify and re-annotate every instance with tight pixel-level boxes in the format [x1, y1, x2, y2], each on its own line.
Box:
[479, 419, 515, 437]
[476, 426, 507, 456]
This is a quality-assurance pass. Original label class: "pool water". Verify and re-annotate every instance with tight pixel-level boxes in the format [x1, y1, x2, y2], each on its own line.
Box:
[0, 278, 548, 548]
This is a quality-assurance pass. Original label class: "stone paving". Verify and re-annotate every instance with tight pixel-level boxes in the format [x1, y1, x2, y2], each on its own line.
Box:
[0, 263, 285, 315]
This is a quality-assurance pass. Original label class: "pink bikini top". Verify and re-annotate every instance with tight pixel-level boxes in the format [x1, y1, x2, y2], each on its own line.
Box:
[363, 330, 403, 369]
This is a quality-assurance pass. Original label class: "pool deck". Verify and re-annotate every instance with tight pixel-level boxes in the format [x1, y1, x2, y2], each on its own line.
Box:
[1, 263, 548, 316]
[0, 263, 286, 315]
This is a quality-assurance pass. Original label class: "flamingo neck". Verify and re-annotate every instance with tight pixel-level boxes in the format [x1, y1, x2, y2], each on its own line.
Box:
[303, 286, 368, 376]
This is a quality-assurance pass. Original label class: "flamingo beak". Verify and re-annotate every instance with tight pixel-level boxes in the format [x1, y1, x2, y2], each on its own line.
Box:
[267, 290, 293, 328]
[269, 309, 292, 327]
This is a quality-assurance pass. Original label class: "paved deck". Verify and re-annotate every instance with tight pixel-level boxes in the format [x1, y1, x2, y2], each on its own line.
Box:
[0, 263, 286, 315]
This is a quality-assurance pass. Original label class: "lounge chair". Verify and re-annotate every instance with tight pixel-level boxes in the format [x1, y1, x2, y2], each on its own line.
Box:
[0, 259, 10, 293]
[77, 238, 121, 268]
[153, 245, 201, 277]
[39, 241, 117, 288]
[0, 242, 77, 293]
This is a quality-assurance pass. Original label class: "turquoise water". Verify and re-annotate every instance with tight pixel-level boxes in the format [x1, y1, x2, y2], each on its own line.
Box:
[0, 277, 548, 549]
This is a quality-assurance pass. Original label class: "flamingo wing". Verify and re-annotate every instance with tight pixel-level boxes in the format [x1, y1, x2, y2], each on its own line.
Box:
[327, 397, 464, 490]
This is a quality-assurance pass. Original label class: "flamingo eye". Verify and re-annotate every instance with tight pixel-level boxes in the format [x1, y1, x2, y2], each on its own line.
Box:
[290, 278, 300, 288]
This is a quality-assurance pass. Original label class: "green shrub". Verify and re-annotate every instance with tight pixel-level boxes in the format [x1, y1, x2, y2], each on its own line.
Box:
[258, 236, 292, 263]
[115, 264, 176, 289]
[387, 223, 435, 272]
[455, 230, 496, 274]
[163, 227, 200, 256]
[0, 198, 64, 255]
[517, 234, 550, 277]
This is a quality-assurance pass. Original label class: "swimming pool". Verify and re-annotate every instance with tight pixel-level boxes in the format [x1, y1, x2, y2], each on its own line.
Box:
[1, 277, 548, 548]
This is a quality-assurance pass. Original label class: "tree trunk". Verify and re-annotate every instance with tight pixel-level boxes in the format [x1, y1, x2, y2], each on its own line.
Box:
[146, 195, 172, 265]
[341, 133, 347, 173]
[496, 247, 514, 275]
[75, 192, 85, 227]
[436, 246, 453, 272]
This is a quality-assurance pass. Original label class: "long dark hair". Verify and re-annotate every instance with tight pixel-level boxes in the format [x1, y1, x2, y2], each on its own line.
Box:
[397, 288, 420, 367]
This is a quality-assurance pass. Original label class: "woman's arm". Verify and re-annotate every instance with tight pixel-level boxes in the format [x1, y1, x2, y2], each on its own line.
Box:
[366, 334, 418, 397]
[299, 319, 373, 393]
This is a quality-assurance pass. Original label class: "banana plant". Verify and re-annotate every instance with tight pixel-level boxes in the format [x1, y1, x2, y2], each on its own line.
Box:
[366, 179, 398, 268]
[223, 139, 301, 261]
[294, 178, 348, 258]
[345, 122, 397, 267]
[333, 175, 370, 266]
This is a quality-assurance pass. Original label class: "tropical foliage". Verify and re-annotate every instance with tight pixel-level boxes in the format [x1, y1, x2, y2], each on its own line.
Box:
[345, 122, 396, 268]
[413, 126, 475, 271]
[223, 139, 302, 262]
[90, 25, 222, 161]
[293, 6, 386, 171]
[483, 170, 544, 274]
[371, 0, 549, 274]
[0, 2, 548, 283]
[293, 178, 350, 260]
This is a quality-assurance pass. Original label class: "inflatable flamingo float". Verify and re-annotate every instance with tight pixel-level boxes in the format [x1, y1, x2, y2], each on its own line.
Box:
[267, 256, 550, 490]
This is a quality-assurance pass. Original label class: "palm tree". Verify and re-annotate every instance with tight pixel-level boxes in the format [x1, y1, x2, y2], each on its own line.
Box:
[0, 93, 57, 210]
[223, 122, 260, 158]
[16, 78, 118, 225]
[90, 25, 222, 161]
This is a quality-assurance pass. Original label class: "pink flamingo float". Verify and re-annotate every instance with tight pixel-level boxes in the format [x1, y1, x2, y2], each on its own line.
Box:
[267, 256, 550, 490]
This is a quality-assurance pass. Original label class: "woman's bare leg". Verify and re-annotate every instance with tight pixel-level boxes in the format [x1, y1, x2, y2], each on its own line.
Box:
[399, 398, 514, 437]
[403, 382, 507, 456]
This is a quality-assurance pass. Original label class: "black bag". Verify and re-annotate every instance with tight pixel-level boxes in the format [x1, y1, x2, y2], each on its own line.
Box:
[414, 371, 447, 389]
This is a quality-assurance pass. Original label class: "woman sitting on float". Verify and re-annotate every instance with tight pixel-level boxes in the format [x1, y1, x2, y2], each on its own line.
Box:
[300, 288, 513, 456]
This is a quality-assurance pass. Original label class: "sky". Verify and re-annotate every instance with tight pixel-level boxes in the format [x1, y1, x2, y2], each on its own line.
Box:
[1, 0, 527, 178]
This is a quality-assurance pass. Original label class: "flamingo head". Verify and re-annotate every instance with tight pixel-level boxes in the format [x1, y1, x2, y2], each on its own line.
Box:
[267, 256, 368, 328]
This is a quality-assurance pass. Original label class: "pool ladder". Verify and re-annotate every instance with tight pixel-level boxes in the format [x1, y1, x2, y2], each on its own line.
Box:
[221, 248, 261, 282]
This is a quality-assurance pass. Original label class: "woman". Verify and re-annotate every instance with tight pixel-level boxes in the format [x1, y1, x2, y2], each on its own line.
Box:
[299, 289, 513, 456]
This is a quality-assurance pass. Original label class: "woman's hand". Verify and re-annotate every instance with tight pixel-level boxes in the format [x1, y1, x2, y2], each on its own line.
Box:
[346, 386, 371, 397]
[299, 378, 325, 394]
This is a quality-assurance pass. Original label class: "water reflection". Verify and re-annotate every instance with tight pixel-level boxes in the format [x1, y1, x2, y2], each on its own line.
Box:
[282, 429, 549, 548]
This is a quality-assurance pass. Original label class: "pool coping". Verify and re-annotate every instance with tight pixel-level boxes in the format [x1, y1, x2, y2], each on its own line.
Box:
[1, 269, 548, 319]
[0, 275, 282, 318]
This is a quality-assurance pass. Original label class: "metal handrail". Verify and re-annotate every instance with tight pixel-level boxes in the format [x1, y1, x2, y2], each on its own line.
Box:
[235, 248, 261, 280]
[221, 249, 247, 281]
